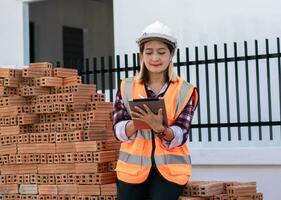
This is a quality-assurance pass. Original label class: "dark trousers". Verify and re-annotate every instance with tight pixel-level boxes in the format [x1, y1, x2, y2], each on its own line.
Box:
[117, 168, 184, 200]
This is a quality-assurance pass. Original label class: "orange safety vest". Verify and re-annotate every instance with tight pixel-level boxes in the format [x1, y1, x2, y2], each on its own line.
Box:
[115, 77, 198, 185]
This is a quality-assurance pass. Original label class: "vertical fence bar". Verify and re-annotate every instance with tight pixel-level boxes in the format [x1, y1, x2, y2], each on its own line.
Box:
[265, 39, 273, 140]
[244, 41, 252, 140]
[124, 54, 129, 78]
[133, 53, 137, 75]
[224, 43, 231, 141]
[108, 56, 113, 102]
[195, 47, 202, 142]
[93, 58, 97, 85]
[214, 45, 221, 141]
[254, 40, 262, 140]
[56, 61, 61, 67]
[204, 46, 211, 141]
[234, 42, 242, 140]
[277, 38, 281, 134]
[176, 49, 181, 76]
[185, 48, 190, 82]
[85, 58, 90, 84]
[101, 57, 105, 94]
[116, 55, 121, 89]
[185, 48, 192, 142]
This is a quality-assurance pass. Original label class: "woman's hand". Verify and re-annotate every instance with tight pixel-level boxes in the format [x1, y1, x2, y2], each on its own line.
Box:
[131, 104, 165, 132]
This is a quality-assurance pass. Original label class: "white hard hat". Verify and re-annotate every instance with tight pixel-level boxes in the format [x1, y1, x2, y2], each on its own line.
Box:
[136, 21, 177, 49]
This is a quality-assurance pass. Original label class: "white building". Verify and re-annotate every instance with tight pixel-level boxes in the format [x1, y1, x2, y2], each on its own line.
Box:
[0, 0, 281, 199]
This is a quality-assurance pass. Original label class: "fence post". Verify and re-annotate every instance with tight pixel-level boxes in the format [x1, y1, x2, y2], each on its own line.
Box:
[108, 56, 113, 102]
[234, 42, 241, 140]
[214, 44, 221, 141]
[224, 43, 231, 141]
[265, 39, 273, 140]
[195, 46, 202, 142]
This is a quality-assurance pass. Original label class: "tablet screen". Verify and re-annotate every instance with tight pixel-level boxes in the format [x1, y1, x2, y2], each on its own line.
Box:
[128, 98, 168, 130]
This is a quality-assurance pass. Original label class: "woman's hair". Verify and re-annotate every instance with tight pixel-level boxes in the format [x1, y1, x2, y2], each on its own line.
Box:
[135, 39, 179, 83]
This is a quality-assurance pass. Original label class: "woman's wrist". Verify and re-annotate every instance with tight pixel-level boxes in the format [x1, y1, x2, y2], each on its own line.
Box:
[125, 120, 136, 137]
[162, 128, 175, 141]
[154, 126, 174, 141]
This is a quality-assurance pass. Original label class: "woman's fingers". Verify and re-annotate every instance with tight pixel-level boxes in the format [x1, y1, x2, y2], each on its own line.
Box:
[158, 108, 162, 116]
[143, 104, 152, 114]
[134, 106, 147, 115]
[131, 111, 141, 118]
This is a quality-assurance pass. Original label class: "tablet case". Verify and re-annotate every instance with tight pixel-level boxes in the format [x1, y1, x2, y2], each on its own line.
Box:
[128, 98, 168, 130]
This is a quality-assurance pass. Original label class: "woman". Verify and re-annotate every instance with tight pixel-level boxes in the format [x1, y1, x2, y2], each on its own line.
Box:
[113, 21, 198, 200]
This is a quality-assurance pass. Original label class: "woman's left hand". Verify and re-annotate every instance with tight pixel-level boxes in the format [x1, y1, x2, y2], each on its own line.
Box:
[131, 104, 164, 132]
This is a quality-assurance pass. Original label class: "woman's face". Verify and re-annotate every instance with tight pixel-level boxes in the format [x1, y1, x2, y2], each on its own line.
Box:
[141, 40, 172, 75]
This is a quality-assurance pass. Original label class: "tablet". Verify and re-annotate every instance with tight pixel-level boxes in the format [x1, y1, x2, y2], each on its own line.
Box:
[128, 98, 168, 130]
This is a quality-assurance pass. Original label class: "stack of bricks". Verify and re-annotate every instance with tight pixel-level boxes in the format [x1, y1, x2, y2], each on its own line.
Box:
[178, 181, 263, 200]
[0, 63, 120, 200]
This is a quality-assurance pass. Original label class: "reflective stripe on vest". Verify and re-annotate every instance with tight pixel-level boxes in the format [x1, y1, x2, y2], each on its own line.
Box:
[118, 151, 191, 166]
[115, 77, 196, 185]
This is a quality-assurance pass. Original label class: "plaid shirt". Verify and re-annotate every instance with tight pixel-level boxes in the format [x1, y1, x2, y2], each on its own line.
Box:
[113, 82, 196, 147]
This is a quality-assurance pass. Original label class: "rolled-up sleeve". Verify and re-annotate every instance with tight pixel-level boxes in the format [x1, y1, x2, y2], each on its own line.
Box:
[114, 120, 136, 142]
[113, 89, 132, 142]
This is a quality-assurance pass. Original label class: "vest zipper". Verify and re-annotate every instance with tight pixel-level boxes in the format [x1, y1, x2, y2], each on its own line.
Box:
[151, 130, 156, 168]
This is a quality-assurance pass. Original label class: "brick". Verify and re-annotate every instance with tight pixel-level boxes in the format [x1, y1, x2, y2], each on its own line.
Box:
[0, 184, 18, 194]
[53, 68, 78, 78]
[77, 185, 100, 195]
[37, 164, 56, 174]
[22, 68, 53, 78]
[29, 62, 53, 69]
[75, 141, 104, 152]
[0, 106, 27, 117]
[17, 114, 39, 125]
[57, 184, 78, 195]
[18, 144, 55, 154]
[199, 182, 224, 196]
[3, 77, 21, 87]
[0, 96, 26, 106]
[64, 93, 92, 103]
[0, 144, 17, 155]
[63, 76, 82, 86]
[227, 185, 256, 196]
[75, 163, 108, 173]
[93, 150, 117, 163]
[103, 140, 121, 151]
[38, 185, 58, 195]
[100, 183, 116, 196]
[56, 142, 76, 153]
[0, 68, 22, 78]
[18, 165, 38, 174]
[0, 125, 20, 135]
[19, 184, 38, 194]
[92, 172, 116, 185]
[40, 77, 63, 87]
[56, 164, 76, 174]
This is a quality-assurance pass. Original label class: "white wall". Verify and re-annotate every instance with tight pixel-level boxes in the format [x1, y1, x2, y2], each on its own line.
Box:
[0, 0, 29, 67]
[29, 0, 114, 64]
[113, 0, 281, 55]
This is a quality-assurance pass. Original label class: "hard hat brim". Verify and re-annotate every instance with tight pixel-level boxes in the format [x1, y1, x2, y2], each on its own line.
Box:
[136, 33, 177, 49]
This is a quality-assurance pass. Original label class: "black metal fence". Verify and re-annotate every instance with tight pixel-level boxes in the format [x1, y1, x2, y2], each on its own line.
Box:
[57, 38, 281, 142]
